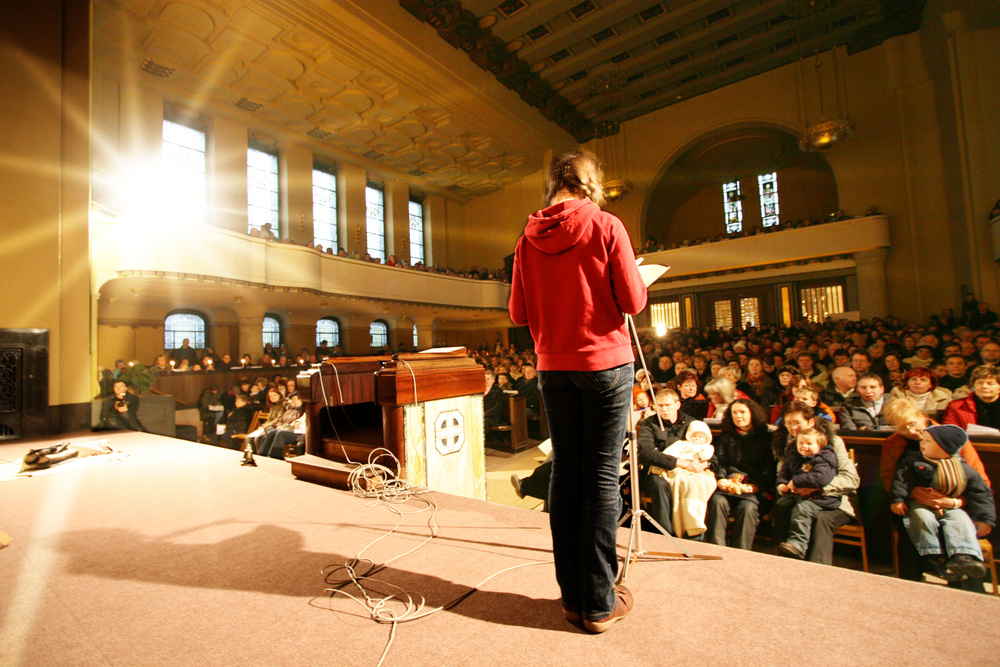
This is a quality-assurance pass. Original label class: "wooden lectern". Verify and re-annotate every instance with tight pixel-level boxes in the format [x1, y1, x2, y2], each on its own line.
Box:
[292, 349, 488, 499]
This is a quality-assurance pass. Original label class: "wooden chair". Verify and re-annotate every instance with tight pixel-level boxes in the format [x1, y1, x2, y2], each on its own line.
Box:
[832, 449, 870, 572]
[891, 524, 997, 594]
[231, 410, 268, 445]
[487, 396, 530, 453]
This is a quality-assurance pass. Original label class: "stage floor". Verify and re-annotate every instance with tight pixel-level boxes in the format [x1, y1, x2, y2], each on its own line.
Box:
[1, 432, 998, 666]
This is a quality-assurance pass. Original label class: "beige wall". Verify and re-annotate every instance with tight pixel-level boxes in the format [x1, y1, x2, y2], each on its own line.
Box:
[456, 167, 548, 273]
[0, 0, 92, 416]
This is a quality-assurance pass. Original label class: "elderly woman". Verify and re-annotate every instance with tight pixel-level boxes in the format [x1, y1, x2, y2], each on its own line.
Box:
[944, 365, 1000, 430]
[675, 369, 708, 420]
[704, 399, 775, 550]
[888, 367, 952, 412]
[704, 377, 737, 420]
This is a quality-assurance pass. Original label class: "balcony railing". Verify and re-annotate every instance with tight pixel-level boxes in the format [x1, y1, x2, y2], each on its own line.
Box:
[91, 217, 510, 311]
[639, 215, 890, 283]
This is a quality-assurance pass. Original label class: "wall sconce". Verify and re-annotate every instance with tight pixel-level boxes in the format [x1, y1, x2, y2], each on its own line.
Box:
[400, 235, 407, 251]
[354, 225, 362, 243]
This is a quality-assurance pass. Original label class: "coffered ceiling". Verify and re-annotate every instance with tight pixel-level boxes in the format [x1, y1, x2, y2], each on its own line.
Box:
[405, 0, 925, 141]
[93, 0, 923, 198]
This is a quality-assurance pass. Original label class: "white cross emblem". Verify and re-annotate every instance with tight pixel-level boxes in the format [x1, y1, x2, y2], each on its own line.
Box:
[434, 410, 465, 456]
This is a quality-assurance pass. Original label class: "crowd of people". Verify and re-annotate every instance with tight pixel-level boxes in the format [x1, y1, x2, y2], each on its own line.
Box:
[502, 297, 1000, 593]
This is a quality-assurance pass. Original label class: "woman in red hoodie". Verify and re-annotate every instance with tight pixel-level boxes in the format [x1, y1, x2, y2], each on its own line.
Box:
[509, 151, 647, 634]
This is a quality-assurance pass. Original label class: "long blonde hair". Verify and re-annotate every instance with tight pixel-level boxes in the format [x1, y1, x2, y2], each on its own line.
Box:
[545, 151, 605, 207]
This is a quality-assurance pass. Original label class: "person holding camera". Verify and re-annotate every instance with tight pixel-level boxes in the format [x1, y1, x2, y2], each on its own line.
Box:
[96, 380, 148, 432]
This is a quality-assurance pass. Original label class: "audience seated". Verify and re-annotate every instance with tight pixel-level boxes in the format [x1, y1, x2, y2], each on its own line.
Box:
[887, 367, 952, 413]
[769, 402, 859, 565]
[637, 388, 697, 537]
[705, 399, 775, 550]
[839, 373, 889, 430]
[943, 365, 1000, 430]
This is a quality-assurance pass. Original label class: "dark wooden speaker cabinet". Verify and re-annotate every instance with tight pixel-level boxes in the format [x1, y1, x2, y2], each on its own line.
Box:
[0, 329, 49, 440]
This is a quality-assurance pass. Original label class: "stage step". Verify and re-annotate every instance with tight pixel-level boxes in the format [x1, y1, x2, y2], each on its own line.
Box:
[287, 454, 357, 490]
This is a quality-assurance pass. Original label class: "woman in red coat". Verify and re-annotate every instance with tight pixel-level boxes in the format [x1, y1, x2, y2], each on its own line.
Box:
[509, 151, 646, 634]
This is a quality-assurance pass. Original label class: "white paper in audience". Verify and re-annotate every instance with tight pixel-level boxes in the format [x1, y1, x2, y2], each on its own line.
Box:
[965, 424, 1000, 436]
[537, 438, 552, 456]
[420, 347, 465, 353]
[877, 425, 895, 432]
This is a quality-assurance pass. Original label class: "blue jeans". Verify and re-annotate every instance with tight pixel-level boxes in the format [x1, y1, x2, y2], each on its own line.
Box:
[904, 503, 983, 559]
[539, 363, 631, 621]
[776, 495, 822, 554]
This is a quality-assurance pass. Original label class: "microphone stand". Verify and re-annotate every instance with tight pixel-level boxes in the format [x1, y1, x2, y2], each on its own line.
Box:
[617, 313, 721, 583]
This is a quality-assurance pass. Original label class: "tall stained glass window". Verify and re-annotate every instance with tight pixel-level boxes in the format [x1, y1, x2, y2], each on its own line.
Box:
[313, 163, 337, 250]
[758, 172, 780, 227]
[723, 181, 742, 234]
[248, 146, 279, 236]
[409, 197, 424, 264]
[365, 184, 385, 262]
[162, 119, 206, 224]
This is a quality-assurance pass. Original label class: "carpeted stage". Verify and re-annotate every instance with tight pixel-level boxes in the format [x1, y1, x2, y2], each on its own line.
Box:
[1, 432, 998, 666]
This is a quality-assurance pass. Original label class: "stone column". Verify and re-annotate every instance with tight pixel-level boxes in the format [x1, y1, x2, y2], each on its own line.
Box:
[234, 310, 266, 361]
[853, 248, 890, 320]
[413, 315, 437, 351]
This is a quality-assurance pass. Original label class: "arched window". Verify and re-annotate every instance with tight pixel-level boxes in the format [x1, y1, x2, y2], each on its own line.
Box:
[370, 320, 388, 349]
[263, 314, 282, 348]
[316, 317, 340, 348]
[164, 310, 206, 350]
[412, 325, 419, 349]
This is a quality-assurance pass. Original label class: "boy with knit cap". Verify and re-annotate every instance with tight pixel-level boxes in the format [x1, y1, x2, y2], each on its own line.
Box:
[890, 424, 995, 581]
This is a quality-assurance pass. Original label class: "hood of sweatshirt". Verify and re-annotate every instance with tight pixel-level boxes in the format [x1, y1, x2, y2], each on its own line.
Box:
[524, 198, 594, 255]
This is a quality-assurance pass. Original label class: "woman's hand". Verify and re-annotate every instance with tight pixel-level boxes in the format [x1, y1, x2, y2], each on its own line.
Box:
[911, 486, 950, 509]
[975, 521, 992, 538]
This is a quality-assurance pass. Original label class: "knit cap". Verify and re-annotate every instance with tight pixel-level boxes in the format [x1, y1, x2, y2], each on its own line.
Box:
[924, 424, 967, 457]
[686, 420, 713, 443]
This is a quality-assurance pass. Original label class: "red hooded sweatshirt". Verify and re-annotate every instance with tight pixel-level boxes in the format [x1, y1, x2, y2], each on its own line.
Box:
[509, 198, 647, 371]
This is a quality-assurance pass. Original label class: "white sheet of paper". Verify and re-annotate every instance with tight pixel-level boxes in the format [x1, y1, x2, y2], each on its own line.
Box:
[638, 263, 669, 287]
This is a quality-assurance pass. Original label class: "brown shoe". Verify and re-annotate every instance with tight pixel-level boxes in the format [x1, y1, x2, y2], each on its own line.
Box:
[777, 542, 805, 559]
[563, 607, 584, 629]
[583, 585, 633, 634]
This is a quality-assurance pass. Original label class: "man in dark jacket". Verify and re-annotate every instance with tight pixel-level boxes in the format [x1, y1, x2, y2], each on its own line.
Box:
[96, 380, 148, 432]
[637, 388, 696, 536]
[515, 364, 541, 414]
[483, 370, 507, 432]
[838, 374, 888, 430]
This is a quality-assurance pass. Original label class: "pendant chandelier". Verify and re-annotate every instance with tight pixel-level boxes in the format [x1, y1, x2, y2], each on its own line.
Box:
[591, 65, 633, 203]
[796, 0, 855, 152]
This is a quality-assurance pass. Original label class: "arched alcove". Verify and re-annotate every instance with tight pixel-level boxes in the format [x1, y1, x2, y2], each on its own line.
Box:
[644, 126, 839, 247]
